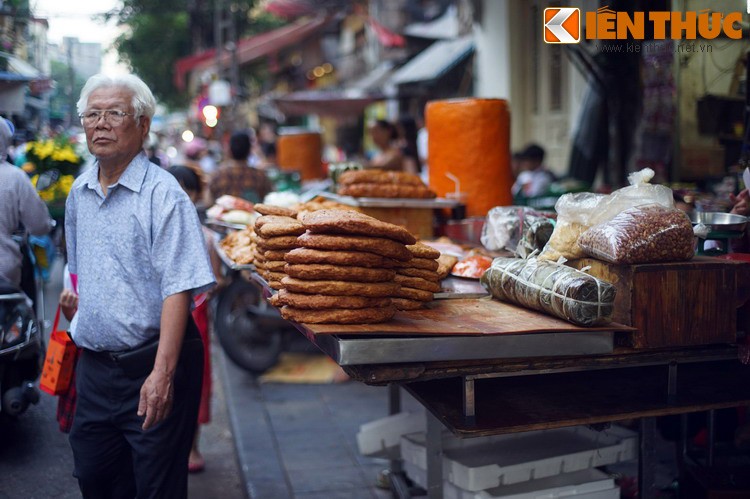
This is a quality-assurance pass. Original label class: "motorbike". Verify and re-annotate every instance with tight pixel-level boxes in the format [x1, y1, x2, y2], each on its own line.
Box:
[0, 170, 59, 418]
[0, 246, 43, 418]
[207, 224, 309, 374]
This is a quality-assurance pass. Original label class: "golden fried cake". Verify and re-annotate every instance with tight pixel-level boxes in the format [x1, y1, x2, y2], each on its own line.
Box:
[299, 209, 416, 245]
[284, 263, 395, 283]
[296, 233, 412, 261]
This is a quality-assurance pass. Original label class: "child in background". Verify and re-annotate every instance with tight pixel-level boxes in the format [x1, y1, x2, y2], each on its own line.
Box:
[167, 164, 215, 473]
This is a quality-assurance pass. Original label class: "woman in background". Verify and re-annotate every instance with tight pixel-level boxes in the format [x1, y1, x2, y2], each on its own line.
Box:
[167, 164, 215, 473]
[396, 116, 420, 176]
[366, 119, 405, 172]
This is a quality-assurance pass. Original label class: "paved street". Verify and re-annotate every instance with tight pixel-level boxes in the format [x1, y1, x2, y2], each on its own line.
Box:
[0, 259, 245, 499]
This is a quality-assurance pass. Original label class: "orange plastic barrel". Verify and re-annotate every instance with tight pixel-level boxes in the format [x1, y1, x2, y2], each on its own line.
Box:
[426, 98, 513, 217]
[276, 130, 323, 181]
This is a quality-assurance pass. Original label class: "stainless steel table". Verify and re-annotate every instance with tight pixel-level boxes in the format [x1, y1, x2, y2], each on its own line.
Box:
[244, 270, 747, 498]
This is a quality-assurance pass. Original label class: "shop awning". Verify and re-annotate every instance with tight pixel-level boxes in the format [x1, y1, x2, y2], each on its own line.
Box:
[0, 53, 50, 112]
[0, 84, 27, 113]
[264, 0, 318, 18]
[273, 89, 383, 118]
[348, 61, 395, 92]
[390, 35, 473, 85]
[173, 16, 333, 90]
[403, 5, 460, 40]
[0, 51, 46, 87]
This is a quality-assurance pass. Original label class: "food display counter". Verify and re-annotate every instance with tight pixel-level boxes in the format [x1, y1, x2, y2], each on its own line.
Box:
[211, 189, 750, 498]
[244, 270, 750, 499]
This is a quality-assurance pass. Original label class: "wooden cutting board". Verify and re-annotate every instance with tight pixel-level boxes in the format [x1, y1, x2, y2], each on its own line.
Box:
[307, 298, 633, 336]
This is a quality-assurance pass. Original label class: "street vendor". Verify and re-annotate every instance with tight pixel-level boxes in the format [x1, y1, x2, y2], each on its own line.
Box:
[65, 73, 215, 498]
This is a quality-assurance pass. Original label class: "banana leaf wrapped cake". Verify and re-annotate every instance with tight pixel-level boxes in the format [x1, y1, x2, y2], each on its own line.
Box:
[480, 257, 616, 326]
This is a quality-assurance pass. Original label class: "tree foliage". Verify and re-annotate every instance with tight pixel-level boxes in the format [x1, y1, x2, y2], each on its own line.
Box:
[48, 60, 87, 122]
[113, 11, 191, 108]
[105, 0, 286, 110]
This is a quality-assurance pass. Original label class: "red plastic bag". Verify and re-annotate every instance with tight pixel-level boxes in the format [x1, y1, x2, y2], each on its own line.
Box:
[40, 306, 78, 396]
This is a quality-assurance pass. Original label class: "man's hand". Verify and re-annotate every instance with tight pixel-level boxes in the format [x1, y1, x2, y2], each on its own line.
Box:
[730, 189, 750, 216]
[138, 370, 174, 430]
[59, 289, 79, 322]
[137, 291, 190, 431]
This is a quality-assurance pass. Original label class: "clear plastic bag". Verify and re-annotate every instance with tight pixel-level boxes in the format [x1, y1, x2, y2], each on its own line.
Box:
[538, 192, 608, 261]
[577, 204, 694, 264]
[481, 206, 555, 256]
[539, 168, 674, 262]
[594, 168, 675, 223]
[480, 257, 616, 326]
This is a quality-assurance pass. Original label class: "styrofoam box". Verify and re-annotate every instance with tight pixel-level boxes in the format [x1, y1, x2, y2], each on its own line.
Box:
[401, 425, 637, 492]
[356, 410, 425, 458]
[404, 461, 620, 499]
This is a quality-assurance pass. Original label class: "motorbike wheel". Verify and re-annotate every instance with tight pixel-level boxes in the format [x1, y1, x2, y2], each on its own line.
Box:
[213, 279, 283, 374]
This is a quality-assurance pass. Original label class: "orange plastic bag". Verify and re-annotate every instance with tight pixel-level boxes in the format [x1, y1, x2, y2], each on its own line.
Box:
[40, 306, 78, 396]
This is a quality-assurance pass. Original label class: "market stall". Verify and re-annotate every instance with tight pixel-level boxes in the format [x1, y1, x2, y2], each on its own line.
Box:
[210, 157, 750, 497]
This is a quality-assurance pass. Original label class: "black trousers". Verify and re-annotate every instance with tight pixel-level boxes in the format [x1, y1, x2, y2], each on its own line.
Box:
[69, 334, 203, 499]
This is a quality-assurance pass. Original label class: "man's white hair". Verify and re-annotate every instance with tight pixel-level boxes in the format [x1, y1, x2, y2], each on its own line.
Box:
[77, 73, 157, 119]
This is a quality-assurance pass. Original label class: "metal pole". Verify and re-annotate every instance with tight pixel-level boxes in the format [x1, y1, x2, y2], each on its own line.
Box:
[66, 42, 75, 129]
[707, 409, 716, 467]
[426, 411, 444, 499]
[639, 417, 658, 499]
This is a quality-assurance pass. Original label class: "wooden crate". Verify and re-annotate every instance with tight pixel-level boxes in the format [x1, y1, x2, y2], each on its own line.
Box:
[569, 257, 749, 349]
[359, 207, 434, 240]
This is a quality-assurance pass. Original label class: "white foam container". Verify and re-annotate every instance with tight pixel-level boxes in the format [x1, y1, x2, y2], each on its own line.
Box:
[400, 425, 636, 492]
[356, 410, 425, 458]
[404, 462, 620, 499]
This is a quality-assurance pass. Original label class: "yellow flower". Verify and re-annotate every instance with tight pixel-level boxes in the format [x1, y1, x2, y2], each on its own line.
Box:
[39, 189, 54, 202]
[22, 162, 36, 173]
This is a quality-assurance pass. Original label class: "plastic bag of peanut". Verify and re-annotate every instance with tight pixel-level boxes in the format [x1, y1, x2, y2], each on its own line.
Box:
[577, 204, 695, 264]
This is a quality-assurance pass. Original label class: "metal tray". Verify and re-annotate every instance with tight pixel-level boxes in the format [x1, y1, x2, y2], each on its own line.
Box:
[689, 211, 748, 232]
[214, 237, 255, 271]
[319, 191, 459, 209]
[435, 276, 489, 299]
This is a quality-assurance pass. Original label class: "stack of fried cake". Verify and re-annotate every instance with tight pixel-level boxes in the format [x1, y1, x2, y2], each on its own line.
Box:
[336, 169, 436, 199]
[272, 209, 417, 324]
[252, 204, 303, 290]
[392, 242, 442, 310]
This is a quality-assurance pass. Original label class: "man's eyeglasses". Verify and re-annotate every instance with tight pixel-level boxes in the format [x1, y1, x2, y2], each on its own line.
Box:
[79, 110, 134, 128]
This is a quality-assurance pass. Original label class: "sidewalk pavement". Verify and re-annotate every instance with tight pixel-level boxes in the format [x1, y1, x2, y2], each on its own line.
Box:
[215, 344, 686, 499]
[219, 350, 423, 499]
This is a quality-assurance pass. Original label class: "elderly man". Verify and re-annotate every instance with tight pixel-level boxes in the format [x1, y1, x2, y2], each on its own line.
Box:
[65, 73, 215, 498]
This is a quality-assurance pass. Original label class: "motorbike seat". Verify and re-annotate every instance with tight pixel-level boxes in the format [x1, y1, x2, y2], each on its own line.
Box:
[0, 277, 22, 295]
